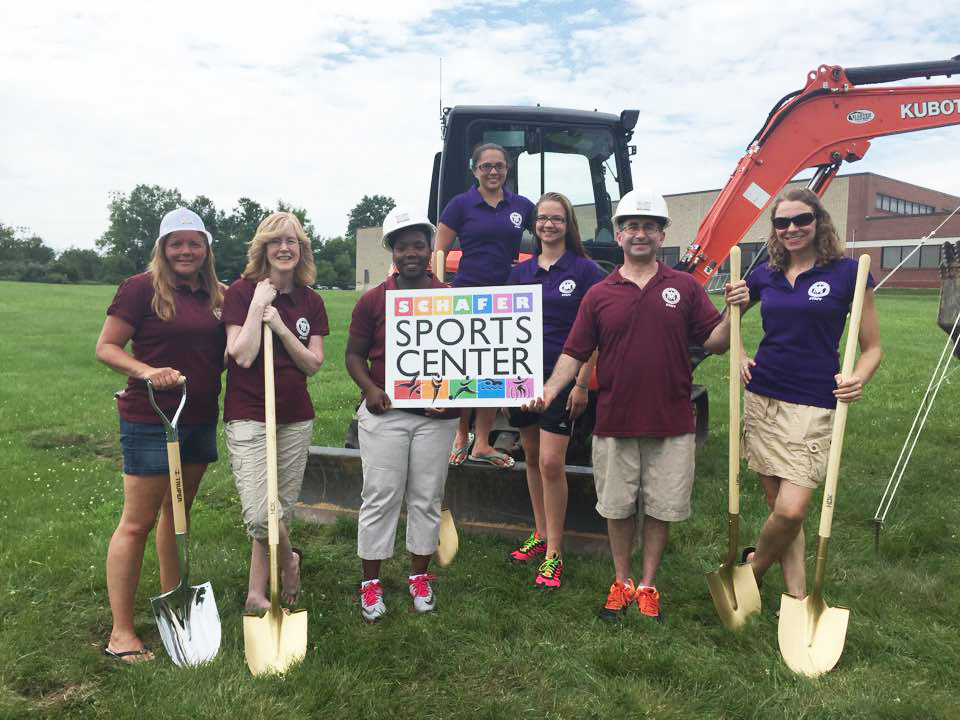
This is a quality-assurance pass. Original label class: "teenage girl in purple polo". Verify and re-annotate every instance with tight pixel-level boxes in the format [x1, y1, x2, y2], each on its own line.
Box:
[435, 143, 535, 468]
[95, 207, 225, 663]
[506, 192, 604, 589]
[222, 212, 327, 613]
[739, 188, 882, 600]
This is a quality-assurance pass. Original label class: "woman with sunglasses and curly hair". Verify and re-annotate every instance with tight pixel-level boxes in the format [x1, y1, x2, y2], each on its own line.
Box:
[737, 188, 882, 601]
[222, 211, 327, 613]
[96, 207, 226, 663]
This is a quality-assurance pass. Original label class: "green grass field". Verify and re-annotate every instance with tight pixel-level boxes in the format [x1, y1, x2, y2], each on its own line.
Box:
[0, 280, 958, 719]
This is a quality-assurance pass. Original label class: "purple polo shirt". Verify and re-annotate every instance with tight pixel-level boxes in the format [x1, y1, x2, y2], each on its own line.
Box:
[107, 272, 226, 425]
[508, 250, 606, 375]
[563, 264, 721, 437]
[222, 279, 329, 424]
[439, 185, 535, 287]
[746, 257, 874, 409]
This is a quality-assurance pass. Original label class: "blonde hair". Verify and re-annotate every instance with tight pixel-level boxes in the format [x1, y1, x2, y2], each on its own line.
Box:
[147, 231, 223, 321]
[242, 212, 316, 286]
[767, 188, 843, 272]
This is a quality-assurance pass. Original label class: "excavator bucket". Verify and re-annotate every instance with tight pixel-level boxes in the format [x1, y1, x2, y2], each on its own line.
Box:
[938, 241, 960, 358]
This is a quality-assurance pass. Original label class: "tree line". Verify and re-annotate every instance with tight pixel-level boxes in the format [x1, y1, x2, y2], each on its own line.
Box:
[0, 186, 396, 288]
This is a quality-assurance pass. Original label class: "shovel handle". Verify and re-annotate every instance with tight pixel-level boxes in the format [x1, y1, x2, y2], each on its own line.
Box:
[817, 254, 871, 538]
[435, 250, 445, 283]
[166, 440, 188, 534]
[264, 324, 280, 548]
[728, 246, 741, 516]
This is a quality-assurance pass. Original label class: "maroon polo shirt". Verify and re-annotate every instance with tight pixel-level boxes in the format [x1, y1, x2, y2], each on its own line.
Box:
[107, 272, 226, 424]
[222, 279, 329, 424]
[349, 274, 448, 391]
[563, 264, 721, 437]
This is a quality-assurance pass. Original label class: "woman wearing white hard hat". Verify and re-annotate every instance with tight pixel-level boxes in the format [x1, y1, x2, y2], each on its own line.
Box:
[95, 206, 226, 663]
[346, 205, 459, 622]
[222, 212, 328, 612]
[435, 143, 536, 469]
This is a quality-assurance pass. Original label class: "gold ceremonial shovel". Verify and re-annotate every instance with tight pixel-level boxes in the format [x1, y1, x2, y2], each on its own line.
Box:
[243, 324, 308, 675]
[778, 253, 871, 677]
[706, 246, 761, 629]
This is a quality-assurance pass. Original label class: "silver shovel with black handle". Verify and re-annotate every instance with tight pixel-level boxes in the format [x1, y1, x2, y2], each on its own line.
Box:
[147, 378, 221, 667]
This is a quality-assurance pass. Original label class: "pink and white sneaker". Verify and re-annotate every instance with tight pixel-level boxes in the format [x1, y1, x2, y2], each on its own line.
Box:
[360, 579, 385, 623]
[408, 573, 437, 613]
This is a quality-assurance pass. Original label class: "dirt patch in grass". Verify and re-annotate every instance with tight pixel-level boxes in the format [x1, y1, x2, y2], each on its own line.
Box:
[25, 430, 120, 463]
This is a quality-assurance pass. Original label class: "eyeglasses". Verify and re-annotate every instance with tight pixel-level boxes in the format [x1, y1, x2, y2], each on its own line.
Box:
[620, 221, 662, 235]
[772, 212, 815, 230]
[476, 162, 507, 174]
[536, 215, 566, 225]
[268, 237, 299, 248]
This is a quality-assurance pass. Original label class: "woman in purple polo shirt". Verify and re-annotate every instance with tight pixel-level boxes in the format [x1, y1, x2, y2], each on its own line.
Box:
[436, 142, 535, 468]
[738, 188, 883, 601]
[95, 207, 226, 663]
[506, 192, 604, 589]
[222, 212, 327, 613]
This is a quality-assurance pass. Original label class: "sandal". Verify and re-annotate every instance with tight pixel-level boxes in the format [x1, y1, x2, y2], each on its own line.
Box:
[103, 644, 155, 665]
[449, 432, 474, 466]
[467, 449, 516, 469]
[281, 547, 303, 607]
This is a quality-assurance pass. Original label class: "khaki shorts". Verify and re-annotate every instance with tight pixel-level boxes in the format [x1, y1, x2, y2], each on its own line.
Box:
[592, 434, 696, 522]
[741, 390, 833, 489]
[225, 419, 314, 539]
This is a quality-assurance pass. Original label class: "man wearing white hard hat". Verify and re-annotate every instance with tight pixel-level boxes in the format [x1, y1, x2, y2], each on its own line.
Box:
[345, 205, 459, 623]
[526, 189, 748, 622]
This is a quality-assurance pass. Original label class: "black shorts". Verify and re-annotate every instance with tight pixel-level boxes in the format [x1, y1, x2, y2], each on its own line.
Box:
[507, 379, 577, 437]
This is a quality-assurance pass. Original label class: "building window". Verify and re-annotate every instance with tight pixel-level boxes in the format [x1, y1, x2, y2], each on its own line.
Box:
[881, 244, 937, 270]
[876, 193, 934, 216]
[658, 247, 680, 267]
[920, 244, 942, 269]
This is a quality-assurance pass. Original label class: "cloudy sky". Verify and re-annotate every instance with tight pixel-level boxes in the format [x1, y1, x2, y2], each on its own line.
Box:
[2, 1, 959, 251]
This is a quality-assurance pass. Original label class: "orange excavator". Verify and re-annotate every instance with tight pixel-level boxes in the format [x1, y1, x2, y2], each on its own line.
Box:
[679, 56, 960, 280]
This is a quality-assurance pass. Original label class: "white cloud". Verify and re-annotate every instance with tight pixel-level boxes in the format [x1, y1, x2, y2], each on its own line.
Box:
[1, 0, 960, 251]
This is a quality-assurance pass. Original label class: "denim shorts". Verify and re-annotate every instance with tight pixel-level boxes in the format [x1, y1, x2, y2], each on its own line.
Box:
[118, 417, 219, 475]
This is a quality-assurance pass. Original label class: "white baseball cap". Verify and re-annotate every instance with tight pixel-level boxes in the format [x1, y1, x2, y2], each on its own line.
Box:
[158, 207, 212, 243]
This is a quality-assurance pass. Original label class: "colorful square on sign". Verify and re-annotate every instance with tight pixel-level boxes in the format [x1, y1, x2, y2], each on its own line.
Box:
[473, 294, 493, 314]
[492, 294, 513, 313]
[414, 297, 433, 316]
[423, 377, 449, 402]
[449, 378, 477, 401]
[453, 296, 473, 315]
[433, 296, 453, 315]
[477, 378, 506, 399]
[394, 297, 413, 316]
[506, 377, 534, 400]
[394, 378, 422, 400]
[513, 293, 533, 312]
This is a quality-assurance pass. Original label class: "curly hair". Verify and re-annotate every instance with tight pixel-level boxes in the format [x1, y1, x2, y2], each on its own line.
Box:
[146, 231, 223, 322]
[766, 188, 843, 271]
[534, 192, 588, 257]
[243, 212, 316, 286]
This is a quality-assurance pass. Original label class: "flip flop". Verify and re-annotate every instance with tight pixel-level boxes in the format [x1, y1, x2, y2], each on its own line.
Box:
[468, 450, 516, 469]
[449, 432, 474, 466]
[102, 645, 155, 665]
[281, 547, 303, 607]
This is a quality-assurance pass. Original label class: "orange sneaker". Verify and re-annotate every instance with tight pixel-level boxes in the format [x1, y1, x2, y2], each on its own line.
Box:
[599, 578, 636, 621]
[636, 585, 662, 621]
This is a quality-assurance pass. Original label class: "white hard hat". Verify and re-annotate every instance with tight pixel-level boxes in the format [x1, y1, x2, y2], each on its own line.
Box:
[382, 205, 435, 248]
[158, 207, 212, 243]
[613, 188, 670, 227]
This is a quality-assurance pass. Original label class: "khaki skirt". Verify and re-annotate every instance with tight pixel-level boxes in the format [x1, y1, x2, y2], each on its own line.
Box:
[741, 390, 834, 489]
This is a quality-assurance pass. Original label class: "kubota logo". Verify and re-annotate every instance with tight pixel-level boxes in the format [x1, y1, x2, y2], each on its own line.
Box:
[846, 110, 874, 124]
[901, 99, 960, 119]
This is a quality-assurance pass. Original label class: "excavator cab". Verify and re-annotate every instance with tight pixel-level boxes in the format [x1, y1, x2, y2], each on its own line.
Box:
[429, 106, 639, 275]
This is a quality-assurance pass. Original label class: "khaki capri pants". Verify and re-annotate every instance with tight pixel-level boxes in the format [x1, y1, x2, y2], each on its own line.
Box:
[225, 419, 313, 539]
[356, 401, 459, 560]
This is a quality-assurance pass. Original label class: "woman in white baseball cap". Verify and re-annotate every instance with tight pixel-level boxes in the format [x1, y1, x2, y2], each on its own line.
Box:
[95, 206, 225, 663]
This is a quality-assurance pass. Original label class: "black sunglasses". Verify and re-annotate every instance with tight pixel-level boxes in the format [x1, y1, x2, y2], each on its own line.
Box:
[772, 212, 815, 230]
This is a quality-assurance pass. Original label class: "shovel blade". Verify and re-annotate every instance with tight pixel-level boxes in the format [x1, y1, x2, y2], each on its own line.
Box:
[778, 593, 849, 677]
[706, 563, 761, 630]
[150, 581, 221, 667]
[243, 608, 308, 676]
[435, 509, 459, 567]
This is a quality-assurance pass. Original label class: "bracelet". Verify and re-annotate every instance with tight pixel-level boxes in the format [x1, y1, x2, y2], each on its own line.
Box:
[575, 383, 588, 390]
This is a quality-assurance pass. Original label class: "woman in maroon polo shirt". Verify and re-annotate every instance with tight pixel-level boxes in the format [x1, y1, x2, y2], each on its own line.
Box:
[95, 207, 226, 663]
[222, 212, 327, 613]
[739, 188, 882, 600]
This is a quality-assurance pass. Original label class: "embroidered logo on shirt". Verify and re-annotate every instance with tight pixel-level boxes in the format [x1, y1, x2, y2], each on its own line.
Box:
[662, 287, 680, 308]
[296, 317, 310, 339]
[509, 212, 523, 229]
[808, 281, 831, 301]
[559, 278, 577, 296]
[212, 307, 222, 320]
